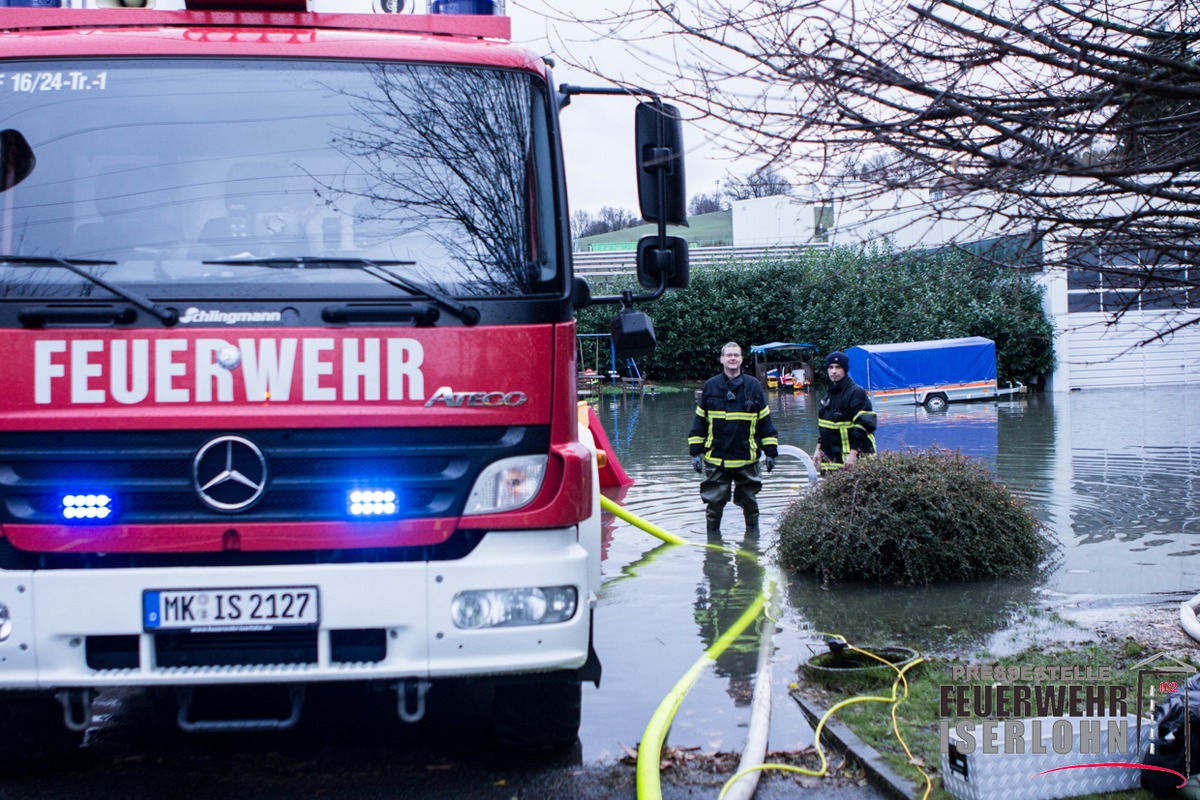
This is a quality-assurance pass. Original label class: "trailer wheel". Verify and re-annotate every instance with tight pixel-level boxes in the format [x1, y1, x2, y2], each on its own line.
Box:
[492, 676, 581, 751]
[923, 394, 949, 412]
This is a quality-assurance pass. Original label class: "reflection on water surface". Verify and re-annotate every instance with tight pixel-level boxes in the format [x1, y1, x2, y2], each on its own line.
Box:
[581, 384, 1200, 760]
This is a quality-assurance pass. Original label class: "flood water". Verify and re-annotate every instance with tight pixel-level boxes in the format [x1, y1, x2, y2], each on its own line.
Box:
[579, 384, 1200, 761]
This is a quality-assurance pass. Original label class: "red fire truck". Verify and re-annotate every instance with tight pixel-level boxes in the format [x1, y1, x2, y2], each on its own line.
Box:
[0, 0, 688, 756]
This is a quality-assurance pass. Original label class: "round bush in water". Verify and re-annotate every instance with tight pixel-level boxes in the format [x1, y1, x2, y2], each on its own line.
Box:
[776, 449, 1050, 586]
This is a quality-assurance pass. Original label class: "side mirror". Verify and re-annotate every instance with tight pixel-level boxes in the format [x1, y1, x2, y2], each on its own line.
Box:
[610, 306, 657, 358]
[572, 276, 593, 309]
[635, 102, 687, 226]
[0, 129, 36, 192]
[636, 235, 689, 290]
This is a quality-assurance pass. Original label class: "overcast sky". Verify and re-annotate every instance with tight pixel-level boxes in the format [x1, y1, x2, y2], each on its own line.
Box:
[508, 2, 743, 216]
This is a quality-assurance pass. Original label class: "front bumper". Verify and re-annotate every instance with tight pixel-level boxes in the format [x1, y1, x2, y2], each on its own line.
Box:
[0, 528, 590, 688]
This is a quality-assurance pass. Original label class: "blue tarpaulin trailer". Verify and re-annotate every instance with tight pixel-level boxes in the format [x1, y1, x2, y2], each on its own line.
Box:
[845, 336, 1024, 411]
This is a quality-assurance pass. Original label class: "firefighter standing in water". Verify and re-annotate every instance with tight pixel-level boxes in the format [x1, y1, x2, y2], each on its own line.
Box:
[813, 350, 877, 473]
[688, 342, 778, 538]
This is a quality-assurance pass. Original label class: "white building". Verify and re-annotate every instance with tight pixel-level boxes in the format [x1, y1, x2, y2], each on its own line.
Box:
[732, 195, 823, 246]
[730, 183, 1200, 392]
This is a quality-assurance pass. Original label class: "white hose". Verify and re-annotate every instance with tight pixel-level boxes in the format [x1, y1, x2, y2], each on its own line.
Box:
[1180, 593, 1200, 644]
[777, 444, 819, 484]
[720, 450, 811, 800]
[723, 607, 777, 800]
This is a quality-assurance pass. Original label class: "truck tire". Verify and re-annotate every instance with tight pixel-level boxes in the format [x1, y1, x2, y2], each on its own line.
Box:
[923, 393, 949, 412]
[492, 676, 581, 751]
[0, 692, 84, 767]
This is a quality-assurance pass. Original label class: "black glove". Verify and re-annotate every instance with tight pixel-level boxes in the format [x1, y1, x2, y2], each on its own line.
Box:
[764, 455, 776, 473]
[692, 455, 704, 473]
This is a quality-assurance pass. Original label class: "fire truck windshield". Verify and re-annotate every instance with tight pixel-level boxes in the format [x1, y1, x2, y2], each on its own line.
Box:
[0, 59, 560, 302]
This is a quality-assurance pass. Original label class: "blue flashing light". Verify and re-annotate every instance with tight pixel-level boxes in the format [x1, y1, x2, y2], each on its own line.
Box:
[429, 0, 496, 14]
[0, 0, 63, 6]
[61, 493, 114, 522]
[348, 489, 398, 517]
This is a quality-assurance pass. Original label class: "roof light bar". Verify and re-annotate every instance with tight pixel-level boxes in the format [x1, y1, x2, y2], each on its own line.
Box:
[429, 0, 498, 13]
[185, 0, 303, 9]
[10, 0, 507, 11]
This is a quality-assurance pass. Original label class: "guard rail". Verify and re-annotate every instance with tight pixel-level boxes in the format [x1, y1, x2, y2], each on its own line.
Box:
[572, 244, 825, 277]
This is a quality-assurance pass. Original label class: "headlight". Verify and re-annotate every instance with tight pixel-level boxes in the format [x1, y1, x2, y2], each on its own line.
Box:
[450, 586, 577, 629]
[463, 455, 546, 515]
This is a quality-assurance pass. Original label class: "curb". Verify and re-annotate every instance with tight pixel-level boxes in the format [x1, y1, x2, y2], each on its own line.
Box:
[790, 689, 923, 800]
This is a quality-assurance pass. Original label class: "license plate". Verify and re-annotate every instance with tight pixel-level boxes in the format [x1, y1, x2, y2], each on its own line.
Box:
[143, 586, 319, 632]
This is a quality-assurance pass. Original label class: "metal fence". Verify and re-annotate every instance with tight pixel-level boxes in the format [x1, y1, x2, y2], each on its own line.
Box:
[572, 243, 825, 277]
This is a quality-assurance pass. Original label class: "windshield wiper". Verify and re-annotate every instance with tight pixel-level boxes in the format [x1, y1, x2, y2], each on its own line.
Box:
[0, 255, 178, 325]
[203, 257, 481, 326]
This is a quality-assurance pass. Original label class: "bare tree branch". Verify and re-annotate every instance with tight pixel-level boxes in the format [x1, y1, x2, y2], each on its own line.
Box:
[540, 0, 1200, 342]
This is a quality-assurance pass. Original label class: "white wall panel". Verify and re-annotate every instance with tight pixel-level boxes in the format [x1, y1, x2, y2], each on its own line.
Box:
[1062, 311, 1200, 389]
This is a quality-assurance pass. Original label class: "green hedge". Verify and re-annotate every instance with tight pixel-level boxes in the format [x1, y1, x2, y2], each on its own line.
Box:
[577, 245, 1055, 384]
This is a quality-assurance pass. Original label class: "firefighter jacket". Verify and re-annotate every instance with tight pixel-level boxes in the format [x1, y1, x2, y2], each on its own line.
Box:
[688, 373, 779, 469]
[817, 375, 877, 469]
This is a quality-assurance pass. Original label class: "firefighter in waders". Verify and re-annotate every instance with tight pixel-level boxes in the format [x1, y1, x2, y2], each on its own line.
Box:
[688, 342, 779, 538]
[812, 351, 877, 473]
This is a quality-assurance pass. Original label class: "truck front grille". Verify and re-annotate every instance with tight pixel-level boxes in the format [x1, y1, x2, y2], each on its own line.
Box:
[155, 629, 318, 668]
[85, 628, 390, 672]
[0, 425, 547, 526]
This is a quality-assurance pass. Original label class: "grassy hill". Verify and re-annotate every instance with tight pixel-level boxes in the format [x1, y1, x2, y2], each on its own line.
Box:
[575, 210, 732, 251]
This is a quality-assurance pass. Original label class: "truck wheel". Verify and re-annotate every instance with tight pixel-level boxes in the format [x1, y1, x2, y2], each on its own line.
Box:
[923, 394, 949, 412]
[0, 692, 84, 766]
[492, 676, 581, 751]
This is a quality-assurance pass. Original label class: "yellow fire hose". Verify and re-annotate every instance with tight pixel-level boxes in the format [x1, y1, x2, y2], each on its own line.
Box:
[599, 495, 688, 546]
[601, 494, 932, 800]
[716, 640, 930, 800]
[637, 593, 767, 800]
[599, 494, 766, 798]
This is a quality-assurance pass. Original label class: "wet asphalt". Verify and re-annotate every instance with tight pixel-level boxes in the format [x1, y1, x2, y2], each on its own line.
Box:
[0, 684, 889, 799]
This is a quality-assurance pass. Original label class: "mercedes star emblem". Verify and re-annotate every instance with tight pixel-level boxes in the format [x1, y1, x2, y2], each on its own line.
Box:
[193, 435, 268, 512]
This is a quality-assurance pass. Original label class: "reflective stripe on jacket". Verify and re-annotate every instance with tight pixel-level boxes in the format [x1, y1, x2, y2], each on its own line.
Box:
[688, 373, 779, 469]
[817, 377, 876, 469]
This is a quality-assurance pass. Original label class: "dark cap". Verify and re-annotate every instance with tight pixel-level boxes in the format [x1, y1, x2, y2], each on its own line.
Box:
[825, 351, 849, 369]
